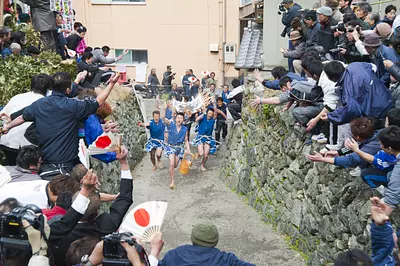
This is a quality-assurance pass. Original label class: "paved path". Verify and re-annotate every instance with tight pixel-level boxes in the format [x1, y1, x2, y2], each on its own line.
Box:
[131, 99, 305, 265]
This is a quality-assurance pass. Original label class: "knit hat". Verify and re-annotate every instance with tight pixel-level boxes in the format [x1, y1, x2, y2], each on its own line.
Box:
[362, 32, 382, 47]
[191, 221, 219, 248]
[289, 31, 302, 40]
[317, 6, 333, 16]
[304, 10, 317, 21]
[375, 22, 392, 39]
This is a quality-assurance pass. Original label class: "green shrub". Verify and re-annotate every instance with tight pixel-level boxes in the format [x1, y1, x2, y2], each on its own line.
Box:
[0, 52, 77, 105]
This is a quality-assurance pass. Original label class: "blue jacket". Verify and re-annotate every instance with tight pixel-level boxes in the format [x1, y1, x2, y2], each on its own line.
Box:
[371, 221, 395, 266]
[262, 72, 306, 90]
[281, 3, 302, 36]
[334, 131, 381, 169]
[1, 47, 11, 58]
[373, 150, 397, 171]
[372, 45, 399, 86]
[84, 114, 117, 163]
[158, 245, 255, 266]
[328, 62, 393, 125]
[383, 157, 400, 209]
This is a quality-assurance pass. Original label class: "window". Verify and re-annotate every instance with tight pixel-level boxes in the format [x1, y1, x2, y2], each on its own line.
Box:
[112, 0, 145, 2]
[240, 0, 252, 7]
[91, 0, 145, 4]
[114, 49, 148, 65]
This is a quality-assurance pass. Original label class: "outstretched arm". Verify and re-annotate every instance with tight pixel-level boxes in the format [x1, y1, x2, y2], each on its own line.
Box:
[137, 121, 151, 127]
[96, 73, 120, 106]
[2, 115, 25, 133]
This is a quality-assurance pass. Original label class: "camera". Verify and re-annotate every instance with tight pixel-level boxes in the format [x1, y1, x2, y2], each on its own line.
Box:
[0, 204, 44, 250]
[331, 23, 347, 33]
[329, 43, 347, 54]
[277, 4, 286, 15]
[102, 232, 150, 266]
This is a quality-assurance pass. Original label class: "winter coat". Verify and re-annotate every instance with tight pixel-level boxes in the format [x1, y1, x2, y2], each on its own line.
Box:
[262, 72, 306, 90]
[20, 0, 56, 32]
[388, 64, 400, 83]
[371, 221, 395, 266]
[92, 49, 116, 65]
[283, 40, 305, 59]
[334, 131, 381, 169]
[317, 17, 338, 53]
[305, 22, 320, 48]
[389, 82, 400, 109]
[327, 62, 393, 125]
[158, 245, 255, 266]
[281, 3, 302, 36]
[371, 45, 399, 86]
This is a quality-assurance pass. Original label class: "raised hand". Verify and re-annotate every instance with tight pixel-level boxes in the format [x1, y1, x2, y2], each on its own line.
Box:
[370, 197, 390, 225]
[345, 138, 360, 152]
[81, 169, 98, 190]
[116, 146, 128, 162]
[109, 73, 121, 85]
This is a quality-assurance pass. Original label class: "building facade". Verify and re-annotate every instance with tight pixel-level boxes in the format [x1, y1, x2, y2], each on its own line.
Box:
[73, 0, 240, 86]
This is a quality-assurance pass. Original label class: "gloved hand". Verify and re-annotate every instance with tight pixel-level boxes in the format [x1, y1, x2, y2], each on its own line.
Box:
[22, 214, 50, 256]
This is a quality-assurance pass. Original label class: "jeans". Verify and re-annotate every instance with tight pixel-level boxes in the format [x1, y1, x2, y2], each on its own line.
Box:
[288, 40, 294, 72]
[291, 104, 324, 125]
[215, 120, 228, 142]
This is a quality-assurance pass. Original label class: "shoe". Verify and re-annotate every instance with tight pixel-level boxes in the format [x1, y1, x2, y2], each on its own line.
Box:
[376, 185, 385, 195]
[233, 119, 242, 125]
[312, 133, 325, 141]
[317, 137, 328, 144]
[350, 167, 361, 177]
[325, 144, 342, 151]
[320, 148, 329, 154]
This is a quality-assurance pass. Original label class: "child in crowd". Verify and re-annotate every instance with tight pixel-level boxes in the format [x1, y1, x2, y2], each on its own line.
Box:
[215, 97, 228, 145]
[221, 85, 230, 104]
[344, 109, 400, 189]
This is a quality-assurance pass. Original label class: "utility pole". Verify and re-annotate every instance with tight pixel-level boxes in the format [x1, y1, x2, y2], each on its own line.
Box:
[0, 0, 4, 27]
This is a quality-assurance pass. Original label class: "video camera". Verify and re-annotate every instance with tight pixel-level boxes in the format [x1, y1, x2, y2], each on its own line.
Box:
[102, 232, 150, 266]
[329, 43, 347, 54]
[331, 23, 347, 33]
[277, 4, 286, 15]
[0, 204, 44, 250]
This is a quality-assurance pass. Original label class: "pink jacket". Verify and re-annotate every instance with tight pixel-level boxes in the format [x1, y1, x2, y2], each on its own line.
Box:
[76, 38, 87, 55]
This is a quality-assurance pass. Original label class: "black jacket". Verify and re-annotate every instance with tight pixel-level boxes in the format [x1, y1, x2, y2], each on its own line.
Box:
[317, 17, 338, 53]
[389, 64, 400, 83]
[49, 178, 133, 266]
[339, 6, 353, 16]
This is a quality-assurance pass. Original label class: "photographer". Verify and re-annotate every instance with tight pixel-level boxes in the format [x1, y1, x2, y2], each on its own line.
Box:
[162, 65, 175, 93]
[49, 146, 134, 266]
[337, 20, 370, 63]
[280, 0, 302, 37]
[316, 6, 338, 57]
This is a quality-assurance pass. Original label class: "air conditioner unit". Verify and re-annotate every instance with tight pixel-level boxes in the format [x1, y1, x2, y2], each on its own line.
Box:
[209, 44, 219, 52]
[224, 44, 236, 64]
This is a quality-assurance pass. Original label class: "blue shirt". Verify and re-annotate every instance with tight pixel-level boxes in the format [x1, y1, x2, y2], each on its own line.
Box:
[222, 91, 230, 104]
[168, 121, 188, 145]
[23, 91, 99, 164]
[147, 119, 165, 141]
[165, 108, 173, 119]
[198, 115, 215, 137]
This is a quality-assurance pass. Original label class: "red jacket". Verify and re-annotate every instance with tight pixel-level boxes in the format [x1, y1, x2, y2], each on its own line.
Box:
[42, 206, 67, 220]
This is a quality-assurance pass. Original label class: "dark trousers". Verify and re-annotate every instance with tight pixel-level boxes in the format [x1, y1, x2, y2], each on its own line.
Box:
[40, 30, 57, 51]
[215, 120, 227, 142]
[40, 161, 76, 180]
[227, 102, 242, 121]
[0, 145, 18, 166]
[361, 168, 389, 188]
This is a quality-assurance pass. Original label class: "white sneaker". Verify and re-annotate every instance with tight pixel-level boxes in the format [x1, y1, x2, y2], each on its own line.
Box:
[317, 137, 328, 144]
[350, 167, 361, 177]
[376, 185, 385, 195]
[325, 144, 342, 151]
[312, 133, 325, 141]
[233, 119, 242, 125]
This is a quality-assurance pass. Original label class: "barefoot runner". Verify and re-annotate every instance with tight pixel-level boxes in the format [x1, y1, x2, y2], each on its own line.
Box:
[137, 110, 165, 171]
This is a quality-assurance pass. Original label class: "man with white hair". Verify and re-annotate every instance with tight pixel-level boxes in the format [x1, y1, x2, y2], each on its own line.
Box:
[10, 43, 21, 55]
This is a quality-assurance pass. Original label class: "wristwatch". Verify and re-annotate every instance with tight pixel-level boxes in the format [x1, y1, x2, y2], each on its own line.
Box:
[81, 254, 95, 266]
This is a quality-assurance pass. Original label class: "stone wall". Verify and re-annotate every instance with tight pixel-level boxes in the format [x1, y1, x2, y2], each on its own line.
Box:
[219, 78, 400, 265]
[91, 86, 146, 197]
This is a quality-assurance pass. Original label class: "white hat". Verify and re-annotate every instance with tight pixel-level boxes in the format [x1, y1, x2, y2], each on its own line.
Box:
[317, 6, 333, 16]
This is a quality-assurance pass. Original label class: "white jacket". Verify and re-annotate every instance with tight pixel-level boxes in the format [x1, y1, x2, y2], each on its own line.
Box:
[0, 91, 43, 149]
[318, 71, 339, 110]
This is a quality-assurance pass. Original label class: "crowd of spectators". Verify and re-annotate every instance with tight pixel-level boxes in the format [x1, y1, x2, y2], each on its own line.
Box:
[249, 0, 400, 264]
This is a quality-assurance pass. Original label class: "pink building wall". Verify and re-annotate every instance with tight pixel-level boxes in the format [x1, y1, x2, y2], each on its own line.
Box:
[74, 0, 240, 86]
